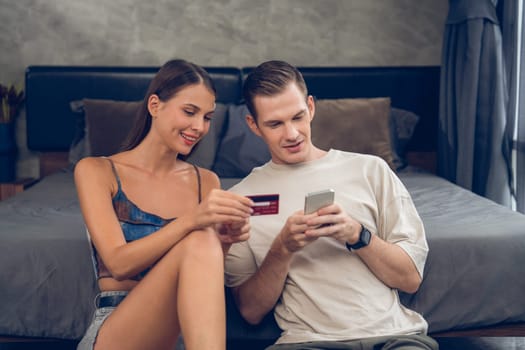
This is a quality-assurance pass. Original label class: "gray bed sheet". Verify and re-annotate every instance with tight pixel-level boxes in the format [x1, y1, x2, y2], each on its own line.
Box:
[0, 170, 97, 339]
[399, 169, 525, 333]
[1, 169, 525, 340]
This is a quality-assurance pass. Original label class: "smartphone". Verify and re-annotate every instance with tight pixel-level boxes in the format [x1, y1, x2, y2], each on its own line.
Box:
[304, 189, 335, 214]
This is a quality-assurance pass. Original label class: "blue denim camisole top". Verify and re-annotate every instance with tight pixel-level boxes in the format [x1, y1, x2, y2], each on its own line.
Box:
[90, 157, 202, 281]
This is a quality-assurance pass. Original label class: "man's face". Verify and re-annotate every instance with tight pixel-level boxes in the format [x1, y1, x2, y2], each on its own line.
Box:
[247, 83, 316, 165]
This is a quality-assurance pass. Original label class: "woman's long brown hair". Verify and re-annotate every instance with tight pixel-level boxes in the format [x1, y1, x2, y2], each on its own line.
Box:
[120, 59, 216, 151]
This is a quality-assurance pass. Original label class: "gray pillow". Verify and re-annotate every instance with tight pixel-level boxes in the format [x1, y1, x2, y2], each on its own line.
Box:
[68, 100, 91, 165]
[212, 104, 271, 178]
[390, 107, 420, 170]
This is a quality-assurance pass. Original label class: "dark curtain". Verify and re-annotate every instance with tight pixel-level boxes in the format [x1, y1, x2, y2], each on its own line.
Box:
[438, 0, 512, 206]
[501, 0, 525, 213]
[518, 62, 525, 213]
[519, 20, 525, 214]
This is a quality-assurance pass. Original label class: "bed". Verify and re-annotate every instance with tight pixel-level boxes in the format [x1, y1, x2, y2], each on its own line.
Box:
[1, 64, 525, 346]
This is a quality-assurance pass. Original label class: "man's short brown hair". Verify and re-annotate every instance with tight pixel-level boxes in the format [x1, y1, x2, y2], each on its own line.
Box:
[243, 60, 308, 121]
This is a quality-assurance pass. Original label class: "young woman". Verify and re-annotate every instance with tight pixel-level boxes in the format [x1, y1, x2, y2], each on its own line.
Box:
[75, 59, 253, 350]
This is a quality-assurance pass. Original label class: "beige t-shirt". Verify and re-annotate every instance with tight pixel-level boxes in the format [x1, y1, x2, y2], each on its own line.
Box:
[225, 150, 429, 344]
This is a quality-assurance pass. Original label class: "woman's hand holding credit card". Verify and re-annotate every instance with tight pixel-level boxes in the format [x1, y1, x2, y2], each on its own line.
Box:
[195, 189, 253, 229]
[210, 190, 254, 245]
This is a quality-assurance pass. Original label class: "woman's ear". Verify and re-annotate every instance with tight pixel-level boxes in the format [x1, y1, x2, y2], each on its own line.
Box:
[246, 115, 262, 137]
[147, 94, 160, 118]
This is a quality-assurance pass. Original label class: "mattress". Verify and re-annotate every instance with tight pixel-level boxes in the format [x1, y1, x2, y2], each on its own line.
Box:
[399, 169, 525, 332]
[0, 169, 524, 339]
[0, 170, 97, 339]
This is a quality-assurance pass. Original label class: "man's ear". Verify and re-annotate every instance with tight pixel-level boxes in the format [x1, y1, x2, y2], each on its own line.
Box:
[246, 115, 262, 136]
[307, 95, 315, 122]
[147, 94, 160, 117]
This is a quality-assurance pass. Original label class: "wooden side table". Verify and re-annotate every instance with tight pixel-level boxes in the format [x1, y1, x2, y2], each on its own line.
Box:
[0, 178, 38, 201]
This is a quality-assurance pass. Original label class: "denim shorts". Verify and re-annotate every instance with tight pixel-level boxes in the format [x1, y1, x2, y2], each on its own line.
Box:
[76, 291, 128, 350]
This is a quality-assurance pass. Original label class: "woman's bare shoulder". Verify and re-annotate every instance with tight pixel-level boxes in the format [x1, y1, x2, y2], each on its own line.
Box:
[74, 156, 115, 184]
[75, 156, 111, 173]
[194, 166, 221, 190]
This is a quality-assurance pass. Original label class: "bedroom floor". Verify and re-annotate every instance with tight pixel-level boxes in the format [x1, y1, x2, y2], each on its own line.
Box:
[0, 337, 525, 350]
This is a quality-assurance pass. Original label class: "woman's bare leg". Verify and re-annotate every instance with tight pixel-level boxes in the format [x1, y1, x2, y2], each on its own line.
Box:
[177, 230, 226, 350]
[94, 229, 225, 350]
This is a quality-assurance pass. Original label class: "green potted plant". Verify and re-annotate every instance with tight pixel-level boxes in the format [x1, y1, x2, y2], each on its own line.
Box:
[0, 83, 24, 182]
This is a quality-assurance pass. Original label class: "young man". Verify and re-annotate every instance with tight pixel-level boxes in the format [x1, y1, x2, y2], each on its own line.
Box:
[224, 60, 438, 350]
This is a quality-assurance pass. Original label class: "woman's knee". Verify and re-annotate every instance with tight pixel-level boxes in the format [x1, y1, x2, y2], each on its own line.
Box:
[178, 228, 223, 265]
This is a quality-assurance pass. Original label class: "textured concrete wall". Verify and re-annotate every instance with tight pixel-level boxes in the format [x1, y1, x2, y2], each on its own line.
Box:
[0, 0, 448, 178]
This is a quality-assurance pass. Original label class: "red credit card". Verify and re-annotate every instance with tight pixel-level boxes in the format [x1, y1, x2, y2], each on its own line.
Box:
[247, 194, 279, 216]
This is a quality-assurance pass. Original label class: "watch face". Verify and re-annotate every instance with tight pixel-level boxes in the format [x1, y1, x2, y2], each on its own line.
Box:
[346, 225, 371, 251]
[361, 226, 371, 245]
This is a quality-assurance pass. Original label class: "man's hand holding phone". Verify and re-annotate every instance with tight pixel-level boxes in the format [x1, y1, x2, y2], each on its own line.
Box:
[275, 190, 336, 254]
[303, 190, 363, 245]
[304, 189, 336, 229]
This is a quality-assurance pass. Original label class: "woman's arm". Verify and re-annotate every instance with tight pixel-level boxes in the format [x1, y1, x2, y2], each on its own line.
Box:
[75, 157, 194, 280]
[75, 159, 252, 280]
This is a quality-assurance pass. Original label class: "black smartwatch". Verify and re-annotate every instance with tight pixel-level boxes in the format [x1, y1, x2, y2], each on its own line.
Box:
[345, 224, 371, 251]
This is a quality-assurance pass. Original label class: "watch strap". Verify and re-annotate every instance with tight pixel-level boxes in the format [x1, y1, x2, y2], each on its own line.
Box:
[345, 224, 371, 251]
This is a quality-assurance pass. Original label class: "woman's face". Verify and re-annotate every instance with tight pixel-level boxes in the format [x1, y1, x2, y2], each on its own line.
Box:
[149, 83, 216, 155]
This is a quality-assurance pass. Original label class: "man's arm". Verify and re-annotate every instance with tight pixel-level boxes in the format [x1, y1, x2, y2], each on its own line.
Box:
[352, 234, 422, 293]
[231, 211, 318, 325]
[305, 204, 423, 294]
[231, 237, 291, 325]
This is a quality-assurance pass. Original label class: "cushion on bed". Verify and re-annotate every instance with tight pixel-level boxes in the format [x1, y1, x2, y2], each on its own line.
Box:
[212, 104, 271, 178]
[68, 98, 229, 170]
[390, 107, 420, 170]
[84, 99, 141, 156]
[68, 99, 140, 163]
[312, 97, 396, 170]
[68, 100, 90, 165]
[69, 98, 417, 175]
